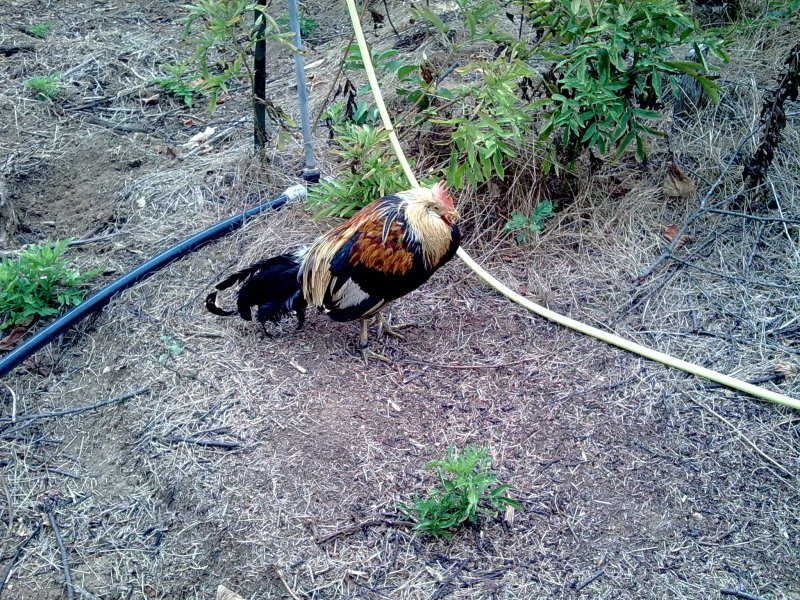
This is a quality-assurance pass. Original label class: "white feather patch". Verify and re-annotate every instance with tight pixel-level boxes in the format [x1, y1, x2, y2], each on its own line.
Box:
[332, 278, 371, 309]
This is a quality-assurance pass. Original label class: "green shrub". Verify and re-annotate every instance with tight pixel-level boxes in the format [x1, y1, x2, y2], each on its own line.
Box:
[25, 74, 62, 101]
[0, 240, 100, 330]
[308, 124, 409, 218]
[400, 445, 521, 537]
[181, 0, 294, 111]
[525, 0, 729, 168]
[434, 54, 536, 188]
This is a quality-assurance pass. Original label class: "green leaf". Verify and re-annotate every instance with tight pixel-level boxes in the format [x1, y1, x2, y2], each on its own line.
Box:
[697, 76, 721, 104]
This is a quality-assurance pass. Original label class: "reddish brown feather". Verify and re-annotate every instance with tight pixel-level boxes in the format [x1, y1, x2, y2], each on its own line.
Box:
[349, 219, 414, 275]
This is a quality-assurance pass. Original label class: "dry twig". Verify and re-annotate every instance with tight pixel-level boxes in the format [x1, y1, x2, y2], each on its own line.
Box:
[0, 523, 41, 595]
[44, 500, 76, 600]
[0, 388, 150, 424]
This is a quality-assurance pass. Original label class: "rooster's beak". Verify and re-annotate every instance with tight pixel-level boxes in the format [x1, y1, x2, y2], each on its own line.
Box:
[444, 209, 460, 225]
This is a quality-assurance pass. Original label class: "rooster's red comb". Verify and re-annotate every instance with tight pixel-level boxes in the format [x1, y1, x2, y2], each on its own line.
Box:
[431, 181, 455, 210]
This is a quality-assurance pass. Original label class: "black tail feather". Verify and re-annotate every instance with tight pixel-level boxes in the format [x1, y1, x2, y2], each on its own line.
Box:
[205, 254, 306, 326]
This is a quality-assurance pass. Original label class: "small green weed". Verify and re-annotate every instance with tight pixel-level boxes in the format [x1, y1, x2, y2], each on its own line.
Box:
[158, 335, 184, 363]
[154, 62, 206, 107]
[276, 9, 318, 37]
[400, 445, 521, 537]
[26, 22, 54, 38]
[505, 200, 554, 243]
[25, 74, 62, 101]
[0, 240, 100, 330]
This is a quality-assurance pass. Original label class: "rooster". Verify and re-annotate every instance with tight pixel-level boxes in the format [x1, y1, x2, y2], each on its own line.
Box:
[206, 182, 460, 360]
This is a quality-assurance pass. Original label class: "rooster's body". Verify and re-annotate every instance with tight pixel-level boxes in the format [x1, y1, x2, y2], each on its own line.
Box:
[206, 182, 460, 359]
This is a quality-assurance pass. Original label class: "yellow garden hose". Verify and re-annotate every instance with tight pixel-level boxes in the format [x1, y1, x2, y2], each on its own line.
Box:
[343, 0, 800, 411]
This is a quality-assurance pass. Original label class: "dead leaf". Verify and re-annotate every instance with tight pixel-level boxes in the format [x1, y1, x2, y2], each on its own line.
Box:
[774, 362, 798, 377]
[289, 360, 307, 374]
[0, 326, 28, 351]
[663, 162, 696, 197]
[216, 92, 230, 105]
[183, 127, 216, 148]
[504, 504, 516, 527]
[140, 93, 160, 104]
[181, 118, 197, 127]
[488, 181, 501, 201]
[304, 58, 325, 70]
[420, 61, 436, 84]
[663, 224, 691, 249]
[217, 586, 247, 600]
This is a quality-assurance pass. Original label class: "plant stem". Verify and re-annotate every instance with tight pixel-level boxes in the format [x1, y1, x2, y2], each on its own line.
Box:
[253, 0, 268, 153]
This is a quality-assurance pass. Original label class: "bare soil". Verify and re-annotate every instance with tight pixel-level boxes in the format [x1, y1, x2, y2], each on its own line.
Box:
[1, 2, 798, 600]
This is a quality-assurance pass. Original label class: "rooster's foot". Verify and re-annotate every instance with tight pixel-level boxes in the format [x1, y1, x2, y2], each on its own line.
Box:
[359, 343, 390, 364]
[376, 314, 410, 340]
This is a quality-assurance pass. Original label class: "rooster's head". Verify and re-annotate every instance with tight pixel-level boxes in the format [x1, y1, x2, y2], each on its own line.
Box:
[429, 181, 459, 225]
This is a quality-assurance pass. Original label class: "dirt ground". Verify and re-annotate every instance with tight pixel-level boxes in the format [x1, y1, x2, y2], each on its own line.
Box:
[1, 1, 799, 599]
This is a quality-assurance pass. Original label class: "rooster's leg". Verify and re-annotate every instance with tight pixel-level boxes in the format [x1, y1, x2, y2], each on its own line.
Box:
[358, 318, 390, 363]
[376, 312, 410, 340]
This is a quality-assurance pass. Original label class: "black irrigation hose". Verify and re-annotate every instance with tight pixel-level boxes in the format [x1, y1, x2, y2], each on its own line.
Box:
[0, 187, 305, 379]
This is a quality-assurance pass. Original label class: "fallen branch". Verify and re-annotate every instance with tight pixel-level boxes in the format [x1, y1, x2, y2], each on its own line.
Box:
[667, 256, 795, 290]
[720, 589, 767, 600]
[44, 501, 76, 600]
[167, 436, 240, 449]
[705, 373, 785, 389]
[430, 560, 467, 600]
[274, 565, 304, 600]
[81, 114, 154, 134]
[32, 465, 82, 479]
[637, 131, 763, 282]
[316, 518, 414, 544]
[0, 44, 36, 56]
[575, 569, 605, 592]
[0, 523, 41, 596]
[1, 388, 150, 424]
[689, 397, 795, 480]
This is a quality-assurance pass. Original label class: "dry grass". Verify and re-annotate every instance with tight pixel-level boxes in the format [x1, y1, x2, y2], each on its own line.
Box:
[1, 1, 799, 600]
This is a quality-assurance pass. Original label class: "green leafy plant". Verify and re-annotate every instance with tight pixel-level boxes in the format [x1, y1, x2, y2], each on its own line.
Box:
[523, 0, 729, 167]
[308, 123, 408, 217]
[154, 62, 207, 107]
[400, 445, 521, 537]
[411, 0, 514, 49]
[0, 240, 100, 330]
[180, 0, 294, 111]
[26, 22, 54, 38]
[342, 44, 446, 111]
[276, 9, 318, 37]
[505, 200, 554, 242]
[158, 335, 184, 363]
[434, 54, 536, 188]
[765, 0, 800, 21]
[25, 74, 62, 101]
